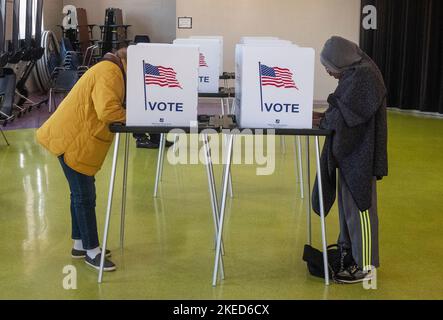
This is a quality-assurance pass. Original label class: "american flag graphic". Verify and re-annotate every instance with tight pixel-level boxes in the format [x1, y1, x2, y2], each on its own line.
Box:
[144, 62, 182, 89]
[260, 64, 299, 90]
[199, 53, 208, 67]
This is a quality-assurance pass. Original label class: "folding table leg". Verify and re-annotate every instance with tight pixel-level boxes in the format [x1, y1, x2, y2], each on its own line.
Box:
[296, 136, 304, 199]
[314, 136, 330, 285]
[153, 133, 166, 198]
[173, 134, 179, 154]
[98, 133, 121, 283]
[281, 136, 286, 154]
[120, 133, 130, 249]
[221, 134, 234, 199]
[159, 134, 167, 181]
[213, 134, 234, 286]
[306, 136, 312, 245]
[203, 134, 225, 279]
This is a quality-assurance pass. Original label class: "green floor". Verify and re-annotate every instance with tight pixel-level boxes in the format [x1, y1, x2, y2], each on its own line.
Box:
[1, 111, 443, 300]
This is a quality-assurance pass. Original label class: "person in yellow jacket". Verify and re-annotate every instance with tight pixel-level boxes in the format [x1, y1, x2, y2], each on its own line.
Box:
[36, 48, 127, 271]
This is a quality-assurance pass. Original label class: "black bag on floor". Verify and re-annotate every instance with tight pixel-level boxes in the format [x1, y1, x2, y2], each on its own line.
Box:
[302, 244, 342, 279]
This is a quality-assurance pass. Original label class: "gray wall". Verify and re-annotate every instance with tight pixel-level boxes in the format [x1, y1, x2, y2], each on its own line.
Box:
[177, 0, 362, 101]
[62, 0, 177, 43]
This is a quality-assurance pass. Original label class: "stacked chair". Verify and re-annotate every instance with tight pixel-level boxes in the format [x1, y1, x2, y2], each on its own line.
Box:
[48, 38, 96, 112]
[98, 8, 131, 57]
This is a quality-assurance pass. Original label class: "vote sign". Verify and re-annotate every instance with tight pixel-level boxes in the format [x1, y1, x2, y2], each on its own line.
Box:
[235, 44, 315, 129]
[174, 38, 221, 94]
[190, 36, 224, 76]
[127, 44, 199, 127]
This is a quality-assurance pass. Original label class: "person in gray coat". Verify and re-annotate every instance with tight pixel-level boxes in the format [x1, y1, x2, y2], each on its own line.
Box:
[313, 36, 388, 284]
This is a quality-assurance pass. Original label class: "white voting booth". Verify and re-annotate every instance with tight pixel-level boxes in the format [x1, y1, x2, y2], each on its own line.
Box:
[240, 36, 280, 43]
[235, 42, 315, 129]
[127, 44, 199, 127]
[100, 38, 331, 287]
[173, 38, 221, 94]
[190, 36, 224, 76]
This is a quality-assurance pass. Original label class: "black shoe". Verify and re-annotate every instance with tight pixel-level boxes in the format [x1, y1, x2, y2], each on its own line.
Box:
[334, 263, 373, 284]
[338, 247, 354, 272]
[136, 138, 160, 149]
[85, 253, 116, 272]
[71, 248, 111, 259]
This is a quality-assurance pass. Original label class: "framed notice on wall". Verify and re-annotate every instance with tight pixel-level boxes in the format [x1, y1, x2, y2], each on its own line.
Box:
[178, 17, 192, 29]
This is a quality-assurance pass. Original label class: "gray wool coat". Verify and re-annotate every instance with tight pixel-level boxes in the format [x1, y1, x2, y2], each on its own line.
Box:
[312, 54, 388, 216]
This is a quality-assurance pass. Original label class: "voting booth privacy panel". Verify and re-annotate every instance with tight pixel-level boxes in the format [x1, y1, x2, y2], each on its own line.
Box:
[127, 44, 199, 127]
[190, 36, 224, 76]
[173, 38, 221, 94]
[235, 43, 315, 129]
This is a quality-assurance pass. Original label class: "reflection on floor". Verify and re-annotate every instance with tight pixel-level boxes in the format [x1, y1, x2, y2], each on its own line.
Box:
[0, 111, 442, 299]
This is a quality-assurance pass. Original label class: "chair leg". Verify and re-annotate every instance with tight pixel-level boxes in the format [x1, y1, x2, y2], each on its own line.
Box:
[0, 127, 10, 146]
[48, 89, 53, 113]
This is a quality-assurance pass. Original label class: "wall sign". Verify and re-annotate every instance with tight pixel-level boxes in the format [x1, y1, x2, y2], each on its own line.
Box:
[178, 17, 192, 29]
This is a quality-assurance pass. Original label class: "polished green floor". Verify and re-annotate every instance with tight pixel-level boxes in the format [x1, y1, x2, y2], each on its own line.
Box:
[1, 111, 443, 300]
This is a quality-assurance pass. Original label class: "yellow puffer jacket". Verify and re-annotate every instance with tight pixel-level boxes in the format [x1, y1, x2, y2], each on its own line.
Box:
[36, 60, 126, 176]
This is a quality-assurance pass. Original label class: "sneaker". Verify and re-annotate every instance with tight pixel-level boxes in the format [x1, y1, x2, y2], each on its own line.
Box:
[339, 247, 354, 271]
[71, 248, 111, 259]
[85, 253, 116, 272]
[334, 263, 373, 284]
[136, 138, 159, 149]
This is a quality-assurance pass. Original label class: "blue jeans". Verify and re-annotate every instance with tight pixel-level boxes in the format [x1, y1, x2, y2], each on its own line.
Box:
[58, 156, 99, 250]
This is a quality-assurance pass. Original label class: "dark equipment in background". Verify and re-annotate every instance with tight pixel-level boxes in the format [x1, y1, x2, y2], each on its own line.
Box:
[33, 30, 61, 92]
[0, 0, 47, 126]
[0, 0, 17, 124]
[98, 8, 131, 57]
[15, 0, 47, 111]
[360, 0, 443, 114]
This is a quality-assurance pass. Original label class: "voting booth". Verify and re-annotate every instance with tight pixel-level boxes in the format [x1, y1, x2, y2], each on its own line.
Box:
[240, 36, 280, 43]
[127, 44, 199, 127]
[173, 38, 222, 94]
[190, 36, 224, 76]
[235, 43, 315, 129]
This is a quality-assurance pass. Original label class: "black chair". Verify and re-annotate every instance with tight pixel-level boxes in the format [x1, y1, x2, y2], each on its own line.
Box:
[134, 35, 150, 44]
[48, 39, 90, 112]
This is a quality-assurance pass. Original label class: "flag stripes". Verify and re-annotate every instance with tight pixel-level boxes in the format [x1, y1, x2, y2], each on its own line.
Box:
[144, 63, 182, 89]
[260, 64, 299, 90]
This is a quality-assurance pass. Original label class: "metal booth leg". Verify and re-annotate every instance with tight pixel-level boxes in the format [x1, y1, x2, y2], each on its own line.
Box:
[153, 133, 166, 198]
[203, 134, 225, 279]
[98, 133, 121, 283]
[212, 134, 234, 286]
[221, 134, 234, 199]
[120, 133, 130, 249]
[296, 136, 304, 199]
[281, 136, 286, 154]
[306, 136, 312, 245]
[220, 98, 225, 116]
[314, 136, 330, 285]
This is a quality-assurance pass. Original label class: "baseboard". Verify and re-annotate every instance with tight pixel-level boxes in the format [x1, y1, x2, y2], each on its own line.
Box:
[388, 107, 443, 119]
